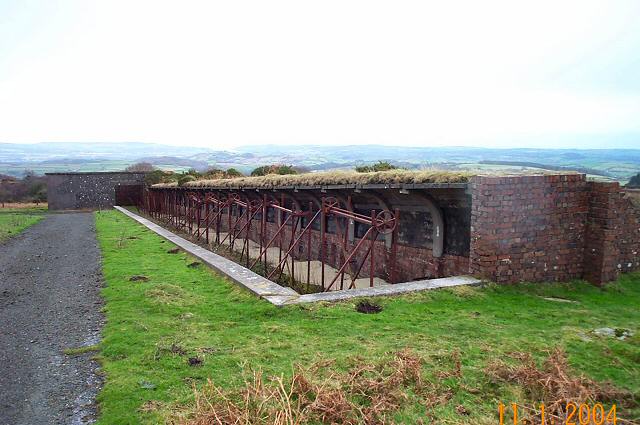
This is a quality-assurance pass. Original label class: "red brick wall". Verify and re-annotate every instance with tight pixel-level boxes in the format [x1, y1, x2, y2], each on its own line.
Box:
[470, 175, 640, 285]
[583, 182, 640, 284]
[469, 174, 588, 283]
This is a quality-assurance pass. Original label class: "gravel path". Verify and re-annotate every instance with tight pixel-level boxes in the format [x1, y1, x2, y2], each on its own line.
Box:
[0, 213, 104, 425]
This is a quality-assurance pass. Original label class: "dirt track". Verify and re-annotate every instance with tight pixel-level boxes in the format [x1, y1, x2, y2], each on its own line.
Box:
[0, 213, 103, 425]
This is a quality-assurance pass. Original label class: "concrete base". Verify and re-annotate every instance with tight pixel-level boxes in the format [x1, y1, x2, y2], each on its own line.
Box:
[115, 207, 482, 306]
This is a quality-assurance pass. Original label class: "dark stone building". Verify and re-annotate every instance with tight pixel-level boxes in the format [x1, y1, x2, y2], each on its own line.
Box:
[46, 172, 147, 210]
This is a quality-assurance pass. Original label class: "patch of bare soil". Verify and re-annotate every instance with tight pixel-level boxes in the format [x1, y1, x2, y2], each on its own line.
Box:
[355, 300, 383, 314]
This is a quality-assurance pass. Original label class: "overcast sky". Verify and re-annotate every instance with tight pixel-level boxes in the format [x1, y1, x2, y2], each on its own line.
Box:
[1, 0, 639, 149]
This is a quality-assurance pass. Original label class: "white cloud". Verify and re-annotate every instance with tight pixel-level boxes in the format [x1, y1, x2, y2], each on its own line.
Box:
[0, 0, 639, 148]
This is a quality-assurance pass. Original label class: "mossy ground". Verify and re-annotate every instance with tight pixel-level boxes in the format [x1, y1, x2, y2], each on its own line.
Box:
[95, 210, 639, 424]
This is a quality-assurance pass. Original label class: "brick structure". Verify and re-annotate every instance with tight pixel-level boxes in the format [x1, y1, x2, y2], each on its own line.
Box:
[147, 173, 639, 286]
[583, 182, 640, 283]
[46, 172, 147, 210]
[469, 175, 640, 284]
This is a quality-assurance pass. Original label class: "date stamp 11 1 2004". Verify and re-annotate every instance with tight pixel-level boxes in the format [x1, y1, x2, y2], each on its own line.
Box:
[498, 402, 621, 425]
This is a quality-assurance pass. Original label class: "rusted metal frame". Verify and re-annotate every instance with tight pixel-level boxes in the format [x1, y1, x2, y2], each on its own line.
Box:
[226, 194, 233, 248]
[330, 199, 357, 290]
[174, 190, 180, 229]
[163, 190, 174, 227]
[164, 190, 168, 224]
[325, 201, 398, 291]
[238, 197, 263, 266]
[305, 201, 313, 290]
[185, 192, 202, 237]
[320, 199, 326, 291]
[369, 210, 376, 287]
[194, 193, 224, 241]
[178, 191, 183, 229]
[156, 190, 165, 222]
[278, 194, 284, 273]
[262, 209, 317, 280]
[182, 191, 188, 231]
[325, 205, 373, 225]
[341, 196, 357, 288]
[250, 195, 309, 272]
[389, 208, 400, 284]
[214, 193, 228, 245]
[325, 225, 377, 291]
[215, 196, 254, 252]
[230, 200, 265, 261]
[260, 194, 268, 269]
[204, 192, 210, 244]
[331, 206, 378, 290]
[337, 217, 351, 290]
[203, 191, 230, 246]
[346, 222, 380, 289]
[182, 191, 190, 232]
[172, 190, 178, 228]
[172, 190, 177, 226]
[258, 213, 294, 276]
[279, 214, 301, 284]
[161, 191, 165, 220]
[238, 191, 270, 268]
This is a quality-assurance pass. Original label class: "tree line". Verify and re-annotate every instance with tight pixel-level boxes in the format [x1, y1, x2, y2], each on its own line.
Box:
[0, 171, 47, 207]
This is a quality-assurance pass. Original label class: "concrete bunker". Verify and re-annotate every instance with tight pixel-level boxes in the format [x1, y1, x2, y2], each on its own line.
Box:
[142, 172, 640, 290]
[143, 181, 471, 291]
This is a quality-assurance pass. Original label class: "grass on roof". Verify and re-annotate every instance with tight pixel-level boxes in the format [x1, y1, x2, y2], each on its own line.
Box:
[153, 169, 474, 189]
[152, 168, 587, 189]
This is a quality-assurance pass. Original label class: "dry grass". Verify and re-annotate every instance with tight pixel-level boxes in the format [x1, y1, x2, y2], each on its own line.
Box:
[170, 348, 639, 425]
[486, 348, 637, 422]
[172, 349, 436, 425]
[153, 168, 587, 189]
[154, 170, 473, 189]
[0, 202, 47, 209]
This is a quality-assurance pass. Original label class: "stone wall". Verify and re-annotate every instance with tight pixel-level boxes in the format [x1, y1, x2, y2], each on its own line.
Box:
[469, 175, 640, 284]
[583, 182, 640, 283]
[46, 172, 147, 210]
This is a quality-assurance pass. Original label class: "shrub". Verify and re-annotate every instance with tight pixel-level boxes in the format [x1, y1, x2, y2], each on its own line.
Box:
[355, 161, 399, 173]
[177, 174, 197, 186]
[250, 164, 298, 177]
[627, 172, 640, 188]
[125, 162, 155, 172]
[225, 168, 244, 178]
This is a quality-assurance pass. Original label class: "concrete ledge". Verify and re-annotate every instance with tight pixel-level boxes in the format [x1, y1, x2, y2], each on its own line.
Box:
[115, 207, 482, 306]
[114, 207, 299, 303]
[285, 275, 482, 305]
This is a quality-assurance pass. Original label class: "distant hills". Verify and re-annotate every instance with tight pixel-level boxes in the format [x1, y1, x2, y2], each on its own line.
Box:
[0, 142, 639, 182]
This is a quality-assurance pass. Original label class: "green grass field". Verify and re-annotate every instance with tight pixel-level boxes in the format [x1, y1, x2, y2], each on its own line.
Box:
[94, 210, 640, 424]
[0, 206, 46, 242]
